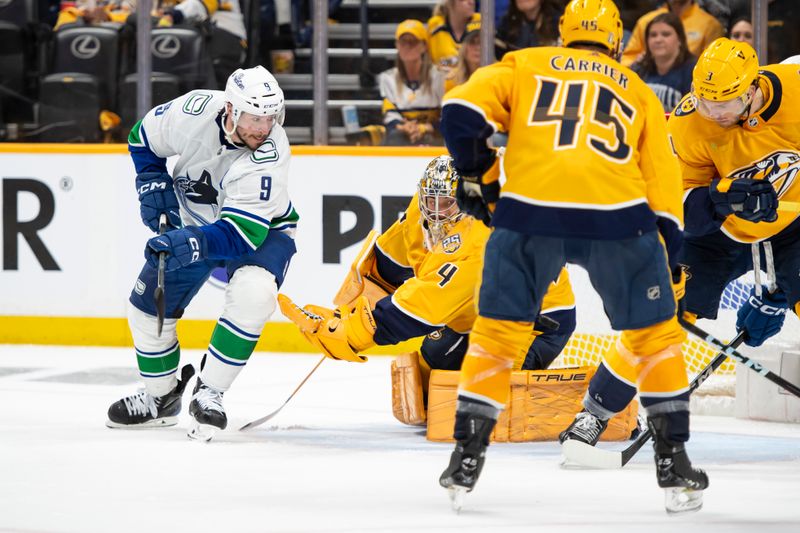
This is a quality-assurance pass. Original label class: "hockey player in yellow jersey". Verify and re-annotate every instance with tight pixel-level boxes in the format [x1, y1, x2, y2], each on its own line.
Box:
[669, 38, 800, 344]
[436, 0, 707, 513]
[278, 156, 577, 423]
[559, 38, 800, 473]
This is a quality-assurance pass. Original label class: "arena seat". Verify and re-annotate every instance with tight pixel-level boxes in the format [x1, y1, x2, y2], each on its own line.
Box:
[119, 72, 182, 132]
[150, 27, 208, 92]
[38, 72, 102, 142]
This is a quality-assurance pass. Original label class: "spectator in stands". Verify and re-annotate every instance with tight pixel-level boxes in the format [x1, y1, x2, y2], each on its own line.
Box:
[54, 0, 132, 30]
[495, 0, 561, 59]
[614, 0, 657, 33]
[379, 19, 446, 146]
[767, 0, 800, 64]
[156, 0, 247, 88]
[631, 12, 696, 112]
[445, 19, 481, 93]
[621, 0, 724, 67]
[494, 0, 511, 27]
[728, 15, 753, 47]
[428, 0, 480, 72]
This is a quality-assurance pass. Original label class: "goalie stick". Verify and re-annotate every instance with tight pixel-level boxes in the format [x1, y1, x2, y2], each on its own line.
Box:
[561, 330, 747, 469]
[239, 355, 326, 431]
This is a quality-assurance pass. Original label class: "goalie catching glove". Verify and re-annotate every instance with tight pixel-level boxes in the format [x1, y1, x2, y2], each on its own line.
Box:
[278, 294, 375, 362]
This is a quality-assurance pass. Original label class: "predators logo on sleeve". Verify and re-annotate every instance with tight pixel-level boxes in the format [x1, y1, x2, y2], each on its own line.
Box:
[441, 233, 462, 254]
[673, 94, 696, 117]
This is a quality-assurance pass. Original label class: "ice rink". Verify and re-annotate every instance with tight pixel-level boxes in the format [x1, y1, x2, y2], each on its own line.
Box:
[1, 345, 799, 533]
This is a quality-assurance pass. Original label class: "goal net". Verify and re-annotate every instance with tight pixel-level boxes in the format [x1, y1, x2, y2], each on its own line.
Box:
[550, 267, 800, 414]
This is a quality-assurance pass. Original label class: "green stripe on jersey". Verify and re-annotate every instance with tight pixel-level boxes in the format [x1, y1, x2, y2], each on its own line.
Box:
[136, 345, 180, 376]
[128, 120, 144, 147]
[270, 207, 300, 228]
[209, 323, 258, 362]
[221, 213, 269, 249]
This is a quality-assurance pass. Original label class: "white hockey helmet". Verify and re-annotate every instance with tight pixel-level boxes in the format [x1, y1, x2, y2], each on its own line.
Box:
[224, 66, 285, 136]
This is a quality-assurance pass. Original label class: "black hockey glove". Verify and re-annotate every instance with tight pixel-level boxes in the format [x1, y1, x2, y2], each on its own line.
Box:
[709, 178, 778, 223]
[455, 151, 501, 227]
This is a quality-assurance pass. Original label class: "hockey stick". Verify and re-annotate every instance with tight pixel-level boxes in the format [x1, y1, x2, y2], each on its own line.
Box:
[154, 213, 168, 337]
[678, 311, 800, 398]
[561, 330, 747, 469]
[239, 355, 326, 431]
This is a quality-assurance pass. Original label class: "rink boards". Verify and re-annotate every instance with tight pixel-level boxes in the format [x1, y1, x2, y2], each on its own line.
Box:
[0, 144, 791, 354]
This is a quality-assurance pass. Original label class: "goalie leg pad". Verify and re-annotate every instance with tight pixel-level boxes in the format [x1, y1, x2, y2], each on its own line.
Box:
[128, 302, 180, 397]
[426, 367, 639, 442]
[391, 352, 427, 426]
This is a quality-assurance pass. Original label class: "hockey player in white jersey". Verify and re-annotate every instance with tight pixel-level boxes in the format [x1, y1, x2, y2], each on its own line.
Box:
[106, 66, 299, 440]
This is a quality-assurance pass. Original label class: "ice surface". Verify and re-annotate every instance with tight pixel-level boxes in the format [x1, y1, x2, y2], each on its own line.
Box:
[1, 345, 799, 533]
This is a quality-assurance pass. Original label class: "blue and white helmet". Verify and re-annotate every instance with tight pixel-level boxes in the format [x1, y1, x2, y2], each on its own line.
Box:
[224, 66, 285, 135]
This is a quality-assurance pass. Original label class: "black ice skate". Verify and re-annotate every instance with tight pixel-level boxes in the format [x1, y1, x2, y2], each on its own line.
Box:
[649, 414, 709, 514]
[187, 378, 227, 441]
[439, 413, 496, 511]
[559, 409, 608, 445]
[106, 365, 195, 428]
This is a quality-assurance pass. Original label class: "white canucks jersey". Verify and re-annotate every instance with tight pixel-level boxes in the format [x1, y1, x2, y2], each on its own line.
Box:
[128, 89, 298, 251]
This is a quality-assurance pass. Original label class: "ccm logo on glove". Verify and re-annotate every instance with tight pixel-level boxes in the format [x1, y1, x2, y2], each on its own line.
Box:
[137, 182, 168, 194]
[746, 295, 787, 316]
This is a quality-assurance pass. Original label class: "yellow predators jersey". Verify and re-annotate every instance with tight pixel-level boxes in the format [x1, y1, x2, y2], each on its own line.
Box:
[668, 64, 800, 243]
[621, 4, 724, 68]
[374, 195, 575, 335]
[442, 46, 684, 240]
[427, 13, 481, 71]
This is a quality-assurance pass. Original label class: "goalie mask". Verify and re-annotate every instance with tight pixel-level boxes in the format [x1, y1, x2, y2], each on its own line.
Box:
[418, 156, 463, 250]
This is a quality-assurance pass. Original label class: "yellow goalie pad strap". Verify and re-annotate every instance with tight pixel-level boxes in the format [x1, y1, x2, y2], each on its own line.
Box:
[277, 294, 374, 363]
[391, 352, 426, 426]
[426, 367, 639, 442]
[334, 229, 393, 307]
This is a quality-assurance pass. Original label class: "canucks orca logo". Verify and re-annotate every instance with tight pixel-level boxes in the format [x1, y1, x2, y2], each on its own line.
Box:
[729, 150, 800, 199]
[175, 170, 219, 205]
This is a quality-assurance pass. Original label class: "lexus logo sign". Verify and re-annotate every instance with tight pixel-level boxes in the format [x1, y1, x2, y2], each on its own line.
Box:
[152, 35, 181, 59]
[70, 35, 101, 60]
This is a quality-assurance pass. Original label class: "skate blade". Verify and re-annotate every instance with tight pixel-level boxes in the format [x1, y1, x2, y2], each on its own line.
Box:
[448, 486, 468, 513]
[664, 487, 704, 514]
[187, 421, 218, 442]
[105, 416, 178, 429]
